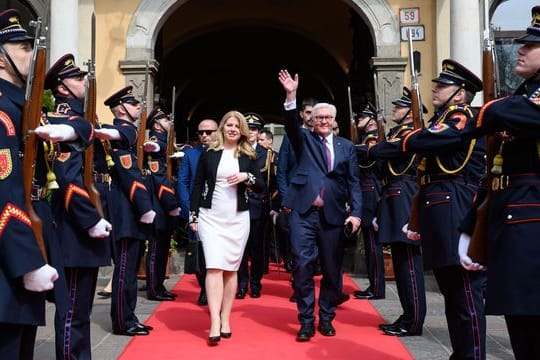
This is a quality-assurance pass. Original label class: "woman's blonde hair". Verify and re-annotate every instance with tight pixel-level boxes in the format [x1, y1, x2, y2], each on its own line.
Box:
[208, 110, 256, 159]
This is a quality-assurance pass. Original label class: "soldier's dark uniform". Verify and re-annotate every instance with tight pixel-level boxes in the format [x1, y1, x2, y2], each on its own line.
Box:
[143, 108, 180, 300]
[237, 113, 270, 298]
[358, 90, 426, 337]
[44, 54, 111, 360]
[102, 86, 155, 336]
[0, 10, 47, 358]
[402, 61, 487, 359]
[462, 9, 540, 358]
[355, 111, 385, 300]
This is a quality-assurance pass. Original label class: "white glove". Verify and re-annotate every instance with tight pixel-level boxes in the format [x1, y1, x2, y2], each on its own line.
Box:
[372, 217, 379, 232]
[88, 218, 112, 238]
[458, 233, 485, 271]
[23, 264, 59, 292]
[143, 141, 160, 152]
[140, 210, 156, 224]
[270, 210, 279, 225]
[169, 151, 184, 158]
[34, 124, 77, 142]
[95, 128, 121, 140]
[402, 223, 421, 241]
[168, 207, 181, 217]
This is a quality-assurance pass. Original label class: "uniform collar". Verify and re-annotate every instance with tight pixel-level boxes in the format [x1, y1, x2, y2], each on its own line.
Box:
[55, 96, 84, 116]
[0, 77, 24, 107]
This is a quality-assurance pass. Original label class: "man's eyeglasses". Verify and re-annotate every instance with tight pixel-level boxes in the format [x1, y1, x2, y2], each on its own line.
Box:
[197, 130, 217, 136]
[313, 115, 334, 121]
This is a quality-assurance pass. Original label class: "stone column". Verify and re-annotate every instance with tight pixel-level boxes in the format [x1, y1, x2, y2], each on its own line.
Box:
[370, 57, 408, 124]
[50, 0, 79, 63]
[118, 59, 159, 111]
[450, 0, 482, 104]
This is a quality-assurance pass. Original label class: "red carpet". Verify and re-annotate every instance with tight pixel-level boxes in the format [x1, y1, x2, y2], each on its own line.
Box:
[119, 265, 413, 360]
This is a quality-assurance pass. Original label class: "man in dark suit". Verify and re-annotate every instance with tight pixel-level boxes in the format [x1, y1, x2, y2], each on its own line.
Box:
[177, 118, 218, 305]
[278, 69, 362, 341]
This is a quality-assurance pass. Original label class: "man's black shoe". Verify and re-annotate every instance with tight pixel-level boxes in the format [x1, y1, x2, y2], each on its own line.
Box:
[383, 325, 422, 337]
[296, 323, 315, 342]
[289, 293, 297, 302]
[163, 290, 177, 298]
[318, 321, 336, 336]
[236, 288, 247, 299]
[136, 322, 153, 331]
[337, 292, 350, 305]
[197, 292, 207, 306]
[250, 289, 261, 298]
[148, 293, 175, 301]
[97, 290, 112, 298]
[113, 326, 149, 336]
[353, 289, 384, 300]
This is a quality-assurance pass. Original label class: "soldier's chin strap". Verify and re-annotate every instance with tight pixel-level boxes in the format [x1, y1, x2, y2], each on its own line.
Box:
[397, 109, 411, 124]
[59, 80, 81, 102]
[0, 44, 26, 86]
[121, 103, 137, 123]
[438, 86, 464, 111]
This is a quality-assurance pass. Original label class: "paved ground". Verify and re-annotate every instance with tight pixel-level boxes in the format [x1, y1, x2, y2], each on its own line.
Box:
[34, 252, 515, 360]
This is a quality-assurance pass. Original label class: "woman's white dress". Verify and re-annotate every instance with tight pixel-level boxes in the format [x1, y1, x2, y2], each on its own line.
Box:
[198, 148, 250, 271]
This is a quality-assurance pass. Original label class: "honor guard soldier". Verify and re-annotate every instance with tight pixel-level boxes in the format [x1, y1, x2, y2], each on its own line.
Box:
[237, 112, 270, 299]
[98, 86, 156, 336]
[402, 60, 487, 359]
[0, 9, 59, 358]
[143, 108, 181, 301]
[353, 105, 385, 300]
[459, 7, 540, 359]
[44, 53, 113, 359]
[356, 89, 426, 337]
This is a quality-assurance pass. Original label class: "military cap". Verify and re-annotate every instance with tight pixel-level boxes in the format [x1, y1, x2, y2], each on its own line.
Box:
[432, 59, 483, 93]
[244, 112, 264, 130]
[104, 86, 140, 108]
[45, 53, 87, 90]
[0, 9, 32, 43]
[516, 6, 540, 44]
[392, 87, 429, 113]
[360, 103, 376, 119]
[146, 107, 168, 129]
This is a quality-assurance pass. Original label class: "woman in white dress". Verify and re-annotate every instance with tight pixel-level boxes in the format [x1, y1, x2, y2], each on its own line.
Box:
[190, 110, 264, 345]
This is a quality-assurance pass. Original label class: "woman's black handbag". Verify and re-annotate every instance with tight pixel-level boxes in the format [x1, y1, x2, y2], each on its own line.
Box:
[184, 233, 201, 274]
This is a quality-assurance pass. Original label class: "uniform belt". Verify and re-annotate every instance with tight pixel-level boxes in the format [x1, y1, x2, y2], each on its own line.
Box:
[420, 174, 465, 186]
[31, 184, 47, 201]
[491, 173, 540, 191]
[93, 172, 111, 183]
[383, 174, 415, 186]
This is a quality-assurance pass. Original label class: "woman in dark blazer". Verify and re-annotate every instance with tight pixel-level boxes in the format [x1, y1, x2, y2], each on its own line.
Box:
[190, 110, 264, 345]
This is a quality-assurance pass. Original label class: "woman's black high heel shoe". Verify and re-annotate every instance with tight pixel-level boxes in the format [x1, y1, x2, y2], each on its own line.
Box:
[208, 335, 221, 345]
[220, 331, 232, 339]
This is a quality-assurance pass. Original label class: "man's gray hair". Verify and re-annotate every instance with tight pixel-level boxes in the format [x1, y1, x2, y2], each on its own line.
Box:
[312, 102, 337, 118]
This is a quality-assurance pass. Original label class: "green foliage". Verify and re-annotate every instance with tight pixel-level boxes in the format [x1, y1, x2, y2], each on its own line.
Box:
[42, 90, 55, 112]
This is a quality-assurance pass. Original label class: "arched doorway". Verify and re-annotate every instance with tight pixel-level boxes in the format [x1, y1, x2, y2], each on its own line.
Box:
[123, 0, 405, 143]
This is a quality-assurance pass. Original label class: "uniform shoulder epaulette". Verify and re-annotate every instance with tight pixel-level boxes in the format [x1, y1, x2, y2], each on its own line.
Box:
[55, 102, 72, 114]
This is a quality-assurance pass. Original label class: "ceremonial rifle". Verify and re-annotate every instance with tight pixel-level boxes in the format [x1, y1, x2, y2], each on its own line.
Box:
[136, 61, 150, 172]
[83, 13, 104, 217]
[166, 86, 176, 182]
[406, 29, 425, 233]
[468, 0, 499, 263]
[347, 86, 358, 143]
[372, 72, 386, 142]
[21, 18, 47, 262]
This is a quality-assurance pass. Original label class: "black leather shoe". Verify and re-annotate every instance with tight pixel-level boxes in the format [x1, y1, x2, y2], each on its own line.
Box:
[236, 288, 247, 299]
[383, 326, 422, 337]
[337, 292, 350, 305]
[220, 331, 232, 339]
[318, 321, 336, 336]
[208, 336, 220, 345]
[296, 323, 315, 342]
[250, 289, 261, 298]
[114, 326, 149, 336]
[197, 292, 207, 306]
[379, 318, 402, 331]
[163, 290, 177, 298]
[97, 290, 112, 298]
[136, 322, 153, 331]
[148, 293, 175, 301]
[353, 289, 384, 300]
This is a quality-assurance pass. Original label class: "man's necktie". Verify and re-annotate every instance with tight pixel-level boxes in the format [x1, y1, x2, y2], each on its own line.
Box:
[322, 137, 332, 172]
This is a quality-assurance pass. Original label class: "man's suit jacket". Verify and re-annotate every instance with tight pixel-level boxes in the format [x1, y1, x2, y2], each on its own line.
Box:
[178, 145, 203, 221]
[276, 135, 297, 203]
[282, 109, 362, 225]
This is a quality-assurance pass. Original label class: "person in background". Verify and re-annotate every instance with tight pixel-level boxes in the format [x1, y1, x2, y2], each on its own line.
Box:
[178, 118, 218, 305]
[189, 110, 264, 345]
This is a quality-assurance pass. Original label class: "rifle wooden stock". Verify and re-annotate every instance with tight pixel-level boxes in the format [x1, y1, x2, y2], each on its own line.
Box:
[22, 43, 47, 262]
[406, 87, 424, 232]
[166, 125, 175, 182]
[347, 86, 358, 144]
[83, 75, 103, 217]
[468, 45, 497, 264]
